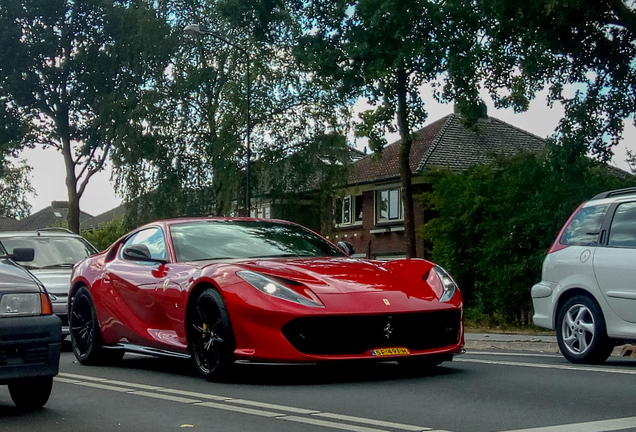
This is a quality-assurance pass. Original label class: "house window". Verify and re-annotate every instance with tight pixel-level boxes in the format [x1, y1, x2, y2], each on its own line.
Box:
[250, 205, 271, 219]
[335, 195, 363, 225]
[376, 188, 403, 222]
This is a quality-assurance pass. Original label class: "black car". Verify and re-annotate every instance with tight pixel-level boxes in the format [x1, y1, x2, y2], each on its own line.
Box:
[0, 245, 62, 409]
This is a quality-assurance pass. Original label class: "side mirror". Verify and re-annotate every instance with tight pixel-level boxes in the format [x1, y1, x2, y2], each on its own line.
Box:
[337, 241, 355, 256]
[122, 244, 166, 264]
[10, 247, 35, 262]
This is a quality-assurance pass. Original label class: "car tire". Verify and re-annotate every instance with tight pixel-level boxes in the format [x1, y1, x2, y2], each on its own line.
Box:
[556, 295, 614, 364]
[8, 376, 53, 410]
[189, 288, 236, 382]
[69, 286, 119, 365]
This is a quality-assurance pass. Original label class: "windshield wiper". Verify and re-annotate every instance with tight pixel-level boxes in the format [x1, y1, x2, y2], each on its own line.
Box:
[38, 263, 76, 269]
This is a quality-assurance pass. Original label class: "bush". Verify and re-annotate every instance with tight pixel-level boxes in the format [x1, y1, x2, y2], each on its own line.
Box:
[419, 143, 636, 325]
[81, 217, 128, 251]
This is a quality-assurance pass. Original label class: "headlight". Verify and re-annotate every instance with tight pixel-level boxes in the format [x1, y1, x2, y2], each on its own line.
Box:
[0, 293, 52, 316]
[237, 271, 323, 307]
[425, 265, 458, 302]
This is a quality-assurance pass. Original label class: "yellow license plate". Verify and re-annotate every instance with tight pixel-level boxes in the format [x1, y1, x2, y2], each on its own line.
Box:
[370, 347, 410, 356]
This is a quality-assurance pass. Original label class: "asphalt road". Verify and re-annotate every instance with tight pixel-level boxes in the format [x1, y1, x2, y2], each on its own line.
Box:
[1, 345, 635, 432]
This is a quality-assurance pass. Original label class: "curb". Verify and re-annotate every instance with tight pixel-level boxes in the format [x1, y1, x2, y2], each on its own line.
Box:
[464, 335, 636, 358]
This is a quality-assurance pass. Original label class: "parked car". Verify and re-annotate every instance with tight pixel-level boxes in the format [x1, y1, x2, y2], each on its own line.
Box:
[0, 245, 62, 409]
[0, 229, 98, 335]
[532, 187, 636, 364]
[68, 217, 464, 381]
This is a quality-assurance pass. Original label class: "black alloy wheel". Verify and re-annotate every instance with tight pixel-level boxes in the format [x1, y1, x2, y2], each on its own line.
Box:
[70, 286, 123, 365]
[8, 377, 53, 410]
[189, 288, 235, 381]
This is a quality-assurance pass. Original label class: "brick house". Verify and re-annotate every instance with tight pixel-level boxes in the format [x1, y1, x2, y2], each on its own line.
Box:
[326, 111, 545, 260]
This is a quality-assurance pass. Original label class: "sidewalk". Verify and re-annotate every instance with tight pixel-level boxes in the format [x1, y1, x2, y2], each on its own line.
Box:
[464, 332, 635, 357]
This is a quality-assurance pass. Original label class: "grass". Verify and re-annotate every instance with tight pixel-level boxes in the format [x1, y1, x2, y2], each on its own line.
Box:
[463, 308, 556, 335]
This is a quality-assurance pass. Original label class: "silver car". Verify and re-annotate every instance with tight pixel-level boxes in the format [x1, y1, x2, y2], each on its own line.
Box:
[0, 229, 97, 335]
[531, 187, 636, 364]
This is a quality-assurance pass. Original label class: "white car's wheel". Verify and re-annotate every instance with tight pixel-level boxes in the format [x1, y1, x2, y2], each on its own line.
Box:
[556, 295, 613, 364]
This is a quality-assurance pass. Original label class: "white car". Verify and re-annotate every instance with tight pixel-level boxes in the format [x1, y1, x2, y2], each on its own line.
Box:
[532, 187, 636, 363]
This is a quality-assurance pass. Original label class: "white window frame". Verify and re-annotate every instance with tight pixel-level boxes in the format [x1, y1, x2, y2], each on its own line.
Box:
[375, 188, 404, 223]
[335, 194, 363, 226]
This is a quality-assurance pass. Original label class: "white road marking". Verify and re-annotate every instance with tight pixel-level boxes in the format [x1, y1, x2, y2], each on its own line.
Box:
[58, 368, 636, 432]
[228, 398, 319, 414]
[75, 381, 134, 392]
[281, 415, 390, 432]
[312, 413, 431, 431]
[59, 372, 107, 382]
[455, 358, 636, 375]
[158, 388, 230, 400]
[498, 416, 636, 432]
[466, 352, 562, 358]
[195, 401, 283, 417]
[106, 380, 163, 390]
[129, 391, 200, 404]
[54, 372, 437, 431]
[54, 377, 81, 384]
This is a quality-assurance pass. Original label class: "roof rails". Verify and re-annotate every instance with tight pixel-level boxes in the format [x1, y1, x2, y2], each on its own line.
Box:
[592, 187, 636, 200]
[36, 227, 75, 234]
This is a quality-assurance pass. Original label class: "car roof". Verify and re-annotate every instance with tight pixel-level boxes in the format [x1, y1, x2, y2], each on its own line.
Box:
[0, 229, 84, 238]
[590, 187, 636, 201]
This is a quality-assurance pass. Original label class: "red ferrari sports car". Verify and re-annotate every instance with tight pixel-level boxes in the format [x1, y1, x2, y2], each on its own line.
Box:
[69, 218, 464, 381]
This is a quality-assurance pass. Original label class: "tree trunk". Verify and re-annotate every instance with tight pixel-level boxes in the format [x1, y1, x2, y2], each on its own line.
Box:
[396, 68, 417, 258]
[61, 135, 80, 234]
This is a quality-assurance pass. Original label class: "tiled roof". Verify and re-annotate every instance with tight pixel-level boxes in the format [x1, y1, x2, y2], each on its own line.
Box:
[0, 216, 19, 231]
[347, 113, 545, 185]
[81, 203, 127, 230]
[5, 202, 94, 231]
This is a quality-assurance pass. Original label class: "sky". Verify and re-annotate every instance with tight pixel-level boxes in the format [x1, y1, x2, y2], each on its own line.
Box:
[20, 89, 636, 218]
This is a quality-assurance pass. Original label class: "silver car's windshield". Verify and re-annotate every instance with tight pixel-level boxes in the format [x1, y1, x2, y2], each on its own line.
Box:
[0, 236, 96, 270]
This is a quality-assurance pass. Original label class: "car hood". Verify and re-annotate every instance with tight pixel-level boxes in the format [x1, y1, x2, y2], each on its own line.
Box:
[28, 269, 71, 296]
[0, 258, 43, 293]
[239, 257, 438, 300]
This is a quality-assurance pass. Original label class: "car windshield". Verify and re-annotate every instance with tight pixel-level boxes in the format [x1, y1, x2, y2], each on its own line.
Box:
[169, 220, 345, 262]
[0, 236, 96, 270]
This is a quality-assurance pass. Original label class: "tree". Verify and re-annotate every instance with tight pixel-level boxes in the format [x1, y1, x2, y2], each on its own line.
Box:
[0, 161, 33, 220]
[420, 144, 636, 324]
[471, 0, 636, 161]
[113, 0, 351, 227]
[0, 96, 32, 219]
[0, 0, 172, 233]
[236, 0, 488, 257]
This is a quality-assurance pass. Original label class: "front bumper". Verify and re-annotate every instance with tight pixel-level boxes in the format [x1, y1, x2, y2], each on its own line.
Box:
[228, 298, 465, 363]
[0, 314, 63, 384]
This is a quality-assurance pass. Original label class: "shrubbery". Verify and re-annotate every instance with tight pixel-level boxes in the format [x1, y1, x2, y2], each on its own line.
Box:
[81, 217, 128, 252]
[419, 142, 636, 325]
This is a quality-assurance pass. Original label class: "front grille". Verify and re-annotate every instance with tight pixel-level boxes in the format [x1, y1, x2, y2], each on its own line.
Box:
[282, 310, 461, 355]
[0, 344, 50, 367]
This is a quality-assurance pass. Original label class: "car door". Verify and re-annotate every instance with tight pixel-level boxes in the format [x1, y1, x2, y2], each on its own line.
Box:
[102, 227, 176, 347]
[593, 200, 636, 324]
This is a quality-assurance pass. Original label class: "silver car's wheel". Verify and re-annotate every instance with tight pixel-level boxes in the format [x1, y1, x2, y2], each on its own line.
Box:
[556, 295, 613, 364]
[560, 303, 595, 355]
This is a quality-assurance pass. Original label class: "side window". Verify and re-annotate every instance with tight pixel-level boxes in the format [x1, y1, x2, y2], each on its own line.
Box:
[334, 195, 363, 225]
[376, 189, 403, 223]
[122, 228, 168, 261]
[608, 202, 636, 248]
[560, 204, 609, 246]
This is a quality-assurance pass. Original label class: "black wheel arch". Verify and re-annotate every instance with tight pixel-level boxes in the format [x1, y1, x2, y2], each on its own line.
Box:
[185, 282, 230, 351]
